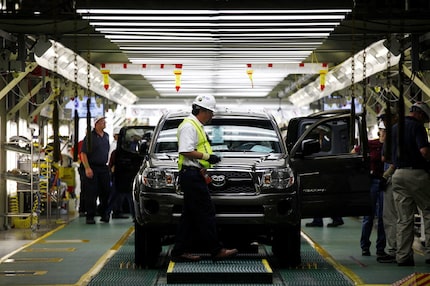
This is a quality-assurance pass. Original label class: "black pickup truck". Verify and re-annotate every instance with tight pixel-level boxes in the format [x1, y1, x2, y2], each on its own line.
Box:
[127, 109, 371, 268]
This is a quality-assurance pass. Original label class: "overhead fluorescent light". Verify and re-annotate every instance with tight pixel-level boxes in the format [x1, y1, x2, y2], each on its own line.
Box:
[78, 9, 351, 15]
[78, 8, 350, 99]
[83, 15, 347, 21]
[34, 39, 138, 106]
[288, 39, 401, 107]
[97, 28, 334, 33]
[92, 22, 341, 27]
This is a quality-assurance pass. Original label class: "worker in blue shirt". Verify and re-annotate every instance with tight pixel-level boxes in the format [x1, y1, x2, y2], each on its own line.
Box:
[80, 115, 112, 224]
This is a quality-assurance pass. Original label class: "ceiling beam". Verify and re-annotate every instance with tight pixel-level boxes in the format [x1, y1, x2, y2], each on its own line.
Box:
[0, 62, 37, 101]
[402, 64, 430, 101]
[7, 78, 51, 119]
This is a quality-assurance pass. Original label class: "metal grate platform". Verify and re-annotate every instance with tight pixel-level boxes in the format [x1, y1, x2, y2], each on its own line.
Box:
[166, 258, 273, 284]
[87, 231, 356, 286]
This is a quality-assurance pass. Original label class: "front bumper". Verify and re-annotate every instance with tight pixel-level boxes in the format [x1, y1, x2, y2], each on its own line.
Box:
[137, 191, 298, 228]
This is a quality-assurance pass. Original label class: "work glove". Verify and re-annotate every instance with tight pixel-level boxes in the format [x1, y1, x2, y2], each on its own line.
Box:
[382, 165, 395, 179]
[207, 154, 221, 164]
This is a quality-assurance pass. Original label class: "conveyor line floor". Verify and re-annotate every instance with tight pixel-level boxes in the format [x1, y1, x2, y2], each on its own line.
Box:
[1, 217, 429, 285]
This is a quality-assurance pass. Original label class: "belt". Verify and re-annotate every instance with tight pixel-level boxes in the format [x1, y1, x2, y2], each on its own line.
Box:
[91, 164, 108, 167]
[181, 165, 201, 171]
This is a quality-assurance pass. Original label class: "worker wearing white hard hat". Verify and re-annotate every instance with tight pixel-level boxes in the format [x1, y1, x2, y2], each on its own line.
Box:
[390, 101, 430, 266]
[410, 101, 430, 123]
[171, 94, 238, 262]
[109, 127, 121, 161]
[192, 94, 216, 112]
[80, 114, 111, 224]
[377, 121, 386, 143]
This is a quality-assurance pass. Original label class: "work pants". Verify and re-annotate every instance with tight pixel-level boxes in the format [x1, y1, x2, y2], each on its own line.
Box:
[83, 165, 111, 219]
[382, 177, 397, 257]
[392, 169, 430, 263]
[171, 168, 222, 257]
[360, 178, 386, 254]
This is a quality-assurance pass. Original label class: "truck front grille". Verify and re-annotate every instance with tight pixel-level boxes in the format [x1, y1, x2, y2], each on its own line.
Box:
[207, 171, 256, 194]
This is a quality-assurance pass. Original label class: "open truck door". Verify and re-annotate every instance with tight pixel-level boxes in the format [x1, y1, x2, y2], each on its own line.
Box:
[115, 126, 154, 193]
[286, 110, 372, 219]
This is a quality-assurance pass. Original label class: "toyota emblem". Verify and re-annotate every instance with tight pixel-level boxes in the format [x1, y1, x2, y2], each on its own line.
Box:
[211, 175, 226, 187]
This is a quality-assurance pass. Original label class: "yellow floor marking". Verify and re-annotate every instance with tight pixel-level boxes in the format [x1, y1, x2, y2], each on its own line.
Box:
[167, 261, 175, 273]
[4, 257, 63, 263]
[40, 239, 89, 243]
[0, 270, 47, 276]
[401, 273, 430, 286]
[0, 224, 65, 264]
[261, 259, 273, 273]
[23, 248, 76, 252]
[301, 230, 369, 286]
[76, 226, 135, 286]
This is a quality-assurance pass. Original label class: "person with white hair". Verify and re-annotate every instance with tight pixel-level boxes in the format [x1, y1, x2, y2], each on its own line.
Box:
[391, 101, 430, 266]
[108, 127, 121, 163]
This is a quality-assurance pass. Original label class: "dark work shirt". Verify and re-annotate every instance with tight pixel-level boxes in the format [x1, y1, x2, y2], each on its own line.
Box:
[81, 129, 110, 166]
[391, 116, 430, 169]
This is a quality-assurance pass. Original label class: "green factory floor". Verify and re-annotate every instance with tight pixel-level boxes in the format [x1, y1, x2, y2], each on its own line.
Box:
[0, 216, 428, 286]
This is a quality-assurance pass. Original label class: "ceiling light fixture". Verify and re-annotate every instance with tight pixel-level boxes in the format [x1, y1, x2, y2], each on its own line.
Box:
[78, 9, 351, 14]
[288, 39, 401, 107]
[92, 22, 341, 27]
[34, 39, 138, 106]
[77, 8, 350, 100]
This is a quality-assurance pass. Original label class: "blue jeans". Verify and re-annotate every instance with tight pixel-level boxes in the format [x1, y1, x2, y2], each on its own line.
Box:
[360, 178, 386, 253]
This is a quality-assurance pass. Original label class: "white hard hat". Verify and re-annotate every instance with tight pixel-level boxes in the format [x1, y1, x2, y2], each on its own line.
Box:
[411, 102, 430, 121]
[193, 95, 216, 112]
[94, 115, 106, 125]
[378, 121, 386, 129]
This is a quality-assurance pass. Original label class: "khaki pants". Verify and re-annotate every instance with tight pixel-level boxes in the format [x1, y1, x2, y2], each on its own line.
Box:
[392, 169, 430, 263]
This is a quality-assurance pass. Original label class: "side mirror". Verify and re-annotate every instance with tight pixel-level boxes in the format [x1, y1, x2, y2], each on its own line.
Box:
[302, 139, 321, 156]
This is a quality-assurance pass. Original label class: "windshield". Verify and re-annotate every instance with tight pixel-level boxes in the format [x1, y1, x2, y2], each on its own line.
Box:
[154, 117, 282, 154]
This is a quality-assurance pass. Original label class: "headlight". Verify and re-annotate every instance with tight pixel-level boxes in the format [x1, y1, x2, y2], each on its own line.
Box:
[142, 168, 175, 189]
[261, 168, 294, 190]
